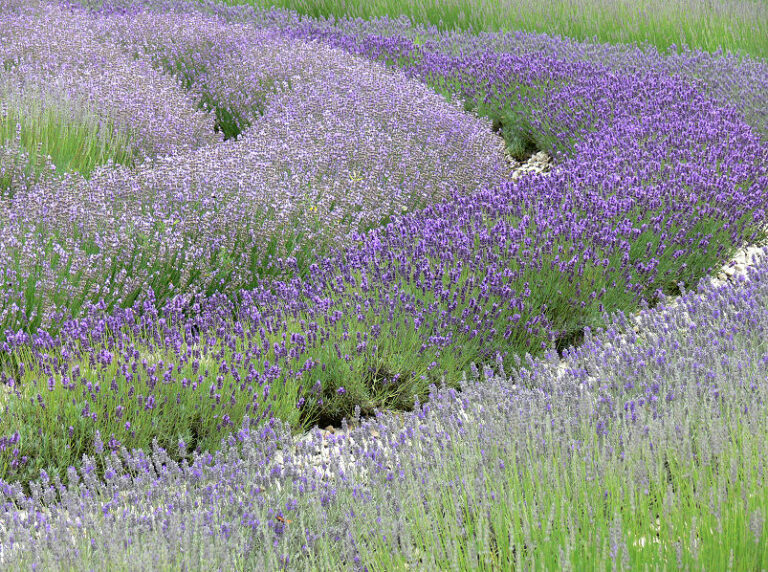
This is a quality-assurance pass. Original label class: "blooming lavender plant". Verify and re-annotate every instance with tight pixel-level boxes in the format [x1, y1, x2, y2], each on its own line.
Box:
[91, 9, 298, 139]
[3, 254, 768, 569]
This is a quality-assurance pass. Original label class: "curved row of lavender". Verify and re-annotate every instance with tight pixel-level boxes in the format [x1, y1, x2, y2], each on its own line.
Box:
[3, 252, 768, 568]
[0, 0, 510, 338]
[0, 0, 767, 566]
[193, 0, 768, 141]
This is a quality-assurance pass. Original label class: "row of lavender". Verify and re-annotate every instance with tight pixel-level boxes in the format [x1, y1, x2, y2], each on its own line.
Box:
[3, 241, 768, 568]
[220, 1, 768, 140]
[0, 0, 510, 336]
[0, 0, 766, 525]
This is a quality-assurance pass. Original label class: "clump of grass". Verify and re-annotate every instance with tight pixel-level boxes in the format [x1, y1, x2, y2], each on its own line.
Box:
[0, 85, 137, 195]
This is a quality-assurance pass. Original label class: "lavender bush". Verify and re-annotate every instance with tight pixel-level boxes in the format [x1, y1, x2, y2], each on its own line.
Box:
[2, 260, 768, 569]
[91, 10, 299, 139]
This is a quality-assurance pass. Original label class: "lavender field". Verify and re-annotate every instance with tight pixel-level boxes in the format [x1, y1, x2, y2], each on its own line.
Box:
[0, 0, 767, 568]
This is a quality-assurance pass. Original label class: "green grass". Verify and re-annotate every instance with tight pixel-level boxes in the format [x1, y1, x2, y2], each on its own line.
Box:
[0, 85, 137, 196]
[227, 0, 768, 62]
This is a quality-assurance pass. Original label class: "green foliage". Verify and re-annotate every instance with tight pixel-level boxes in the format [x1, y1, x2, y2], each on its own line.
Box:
[0, 87, 136, 196]
[221, 0, 768, 62]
